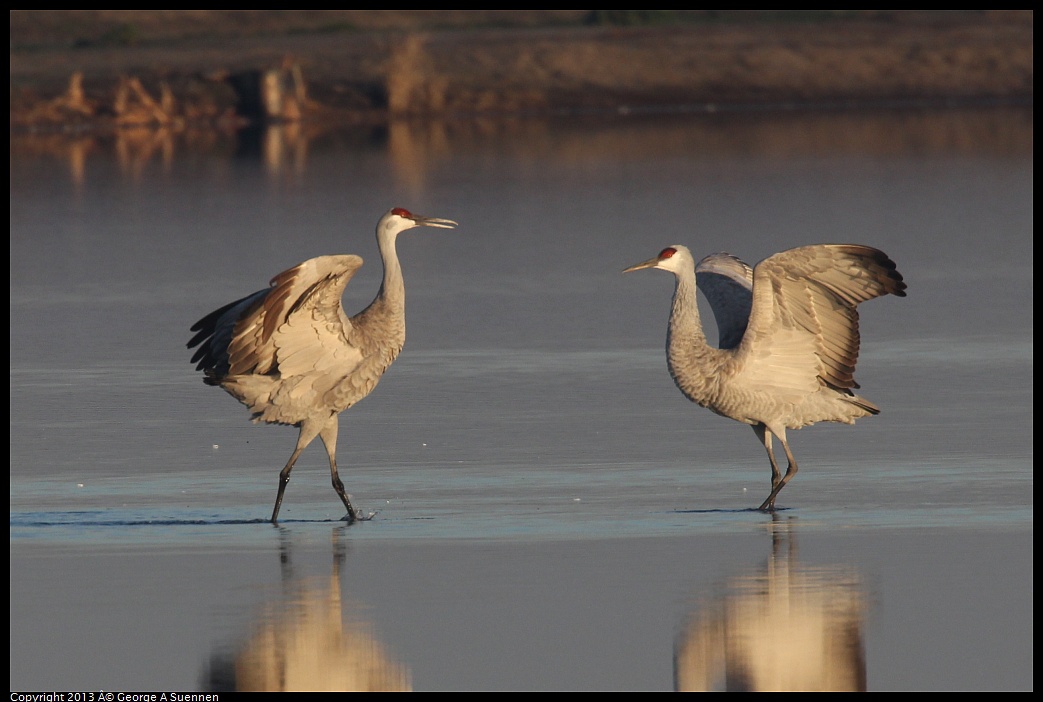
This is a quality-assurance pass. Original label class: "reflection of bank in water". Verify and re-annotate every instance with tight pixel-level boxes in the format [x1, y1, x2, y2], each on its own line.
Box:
[10, 106, 1032, 196]
[675, 527, 867, 692]
[206, 537, 410, 691]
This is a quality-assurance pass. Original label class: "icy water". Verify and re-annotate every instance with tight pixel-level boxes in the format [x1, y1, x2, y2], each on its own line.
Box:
[10, 106, 1032, 691]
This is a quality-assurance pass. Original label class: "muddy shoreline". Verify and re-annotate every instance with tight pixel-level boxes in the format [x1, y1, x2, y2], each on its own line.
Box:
[9, 11, 1033, 132]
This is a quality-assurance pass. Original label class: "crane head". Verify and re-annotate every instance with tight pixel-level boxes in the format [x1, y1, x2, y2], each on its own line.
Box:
[380, 207, 458, 238]
[623, 245, 693, 275]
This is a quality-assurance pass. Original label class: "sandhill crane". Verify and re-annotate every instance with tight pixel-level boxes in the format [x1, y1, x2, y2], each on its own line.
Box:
[188, 207, 457, 523]
[623, 244, 906, 511]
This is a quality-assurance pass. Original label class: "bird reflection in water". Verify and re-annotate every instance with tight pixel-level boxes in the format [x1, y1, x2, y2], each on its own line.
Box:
[674, 519, 867, 692]
[206, 528, 411, 692]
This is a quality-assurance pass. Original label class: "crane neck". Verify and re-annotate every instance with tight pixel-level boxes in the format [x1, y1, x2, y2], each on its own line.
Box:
[668, 267, 709, 349]
[666, 266, 718, 405]
[375, 229, 405, 315]
[349, 228, 407, 359]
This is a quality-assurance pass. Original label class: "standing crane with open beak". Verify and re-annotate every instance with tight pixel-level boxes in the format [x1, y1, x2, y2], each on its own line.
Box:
[624, 244, 906, 511]
[188, 207, 457, 523]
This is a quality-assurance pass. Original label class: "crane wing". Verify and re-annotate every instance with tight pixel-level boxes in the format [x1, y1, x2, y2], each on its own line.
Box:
[696, 252, 754, 350]
[224, 255, 366, 381]
[189, 288, 269, 374]
[737, 244, 906, 399]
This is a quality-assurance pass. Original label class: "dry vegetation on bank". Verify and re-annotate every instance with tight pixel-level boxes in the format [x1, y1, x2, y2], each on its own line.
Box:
[9, 10, 1033, 132]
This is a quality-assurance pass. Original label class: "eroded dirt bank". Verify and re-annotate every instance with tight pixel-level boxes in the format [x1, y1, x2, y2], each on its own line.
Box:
[9, 11, 1033, 132]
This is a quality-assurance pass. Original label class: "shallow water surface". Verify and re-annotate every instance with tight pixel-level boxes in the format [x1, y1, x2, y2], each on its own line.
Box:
[10, 106, 1033, 690]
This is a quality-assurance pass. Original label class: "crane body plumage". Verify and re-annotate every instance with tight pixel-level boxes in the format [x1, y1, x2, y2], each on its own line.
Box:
[624, 244, 906, 511]
[188, 208, 457, 523]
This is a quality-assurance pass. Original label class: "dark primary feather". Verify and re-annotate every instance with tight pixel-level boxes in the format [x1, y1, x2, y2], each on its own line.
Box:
[188, 288, 269, 378]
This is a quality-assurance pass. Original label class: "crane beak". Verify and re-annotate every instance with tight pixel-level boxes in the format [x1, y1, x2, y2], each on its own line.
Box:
[622, 256, 659, 273]
[413, 215, 458, 229]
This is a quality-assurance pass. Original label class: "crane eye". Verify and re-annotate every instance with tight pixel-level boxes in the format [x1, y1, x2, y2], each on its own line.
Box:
[659, 247, 677, 259]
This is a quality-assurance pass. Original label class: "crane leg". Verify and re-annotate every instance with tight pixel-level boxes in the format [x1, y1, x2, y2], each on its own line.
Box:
[756, 429, 799, 512]
[754, 425, 782, 489]
[271, 422, 322, 523]
[318, 417, 364, 523]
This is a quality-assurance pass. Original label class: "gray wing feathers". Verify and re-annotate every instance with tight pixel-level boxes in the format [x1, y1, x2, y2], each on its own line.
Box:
[743, 244, 906, 392]
[227, 255, 365, 379]
[696, 252, 754, 350]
